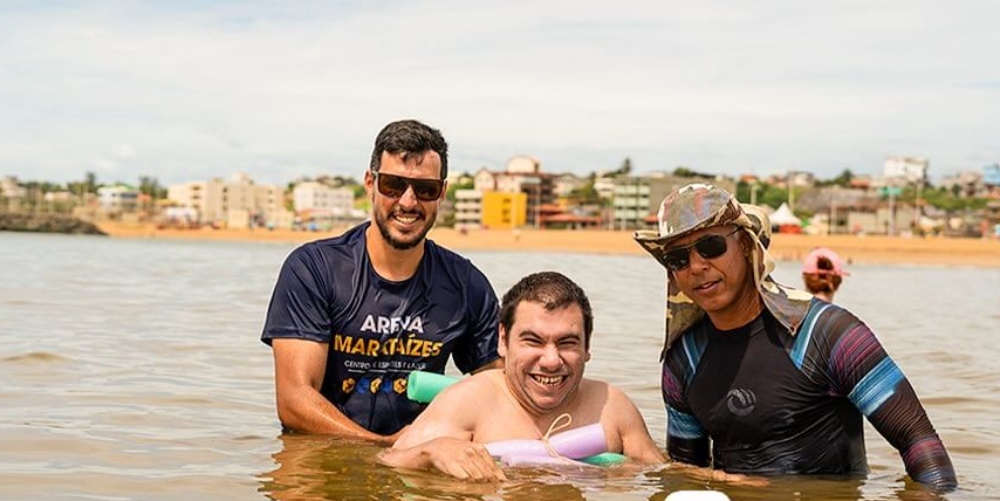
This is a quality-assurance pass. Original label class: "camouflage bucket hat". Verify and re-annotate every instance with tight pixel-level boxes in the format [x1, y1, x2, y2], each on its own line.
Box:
[634, 183, 784, 353]
[634, 183, 751, 264]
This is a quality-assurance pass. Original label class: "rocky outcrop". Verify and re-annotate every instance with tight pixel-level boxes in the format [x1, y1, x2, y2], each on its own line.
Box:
[0, 213, 107, 235]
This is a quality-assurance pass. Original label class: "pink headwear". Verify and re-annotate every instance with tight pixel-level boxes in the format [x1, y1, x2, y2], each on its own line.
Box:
[802, 247, 850, 276]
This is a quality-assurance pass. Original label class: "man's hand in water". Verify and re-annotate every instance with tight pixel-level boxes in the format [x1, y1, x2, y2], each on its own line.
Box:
[672, 463, 770, 487]
[379, 437, 507, 482]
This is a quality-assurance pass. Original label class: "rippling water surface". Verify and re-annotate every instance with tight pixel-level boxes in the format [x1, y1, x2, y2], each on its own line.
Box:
[1, 232, 997, 500]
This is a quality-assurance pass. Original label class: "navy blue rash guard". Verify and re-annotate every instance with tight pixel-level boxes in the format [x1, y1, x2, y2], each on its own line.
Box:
[662, 302, 956, 491]
[261, 222, 500, 435]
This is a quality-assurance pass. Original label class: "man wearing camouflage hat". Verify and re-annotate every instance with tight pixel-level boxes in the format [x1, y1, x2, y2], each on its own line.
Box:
[634, 183, 956, 492]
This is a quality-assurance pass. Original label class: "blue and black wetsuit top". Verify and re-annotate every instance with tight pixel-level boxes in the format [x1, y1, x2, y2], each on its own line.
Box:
[261, 222, 500, 434]
[662, 300, 956, 491]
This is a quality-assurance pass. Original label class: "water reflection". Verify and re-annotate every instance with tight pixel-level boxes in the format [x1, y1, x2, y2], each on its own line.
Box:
[262, 434, 686, 500]
[261, 433, 961, 500]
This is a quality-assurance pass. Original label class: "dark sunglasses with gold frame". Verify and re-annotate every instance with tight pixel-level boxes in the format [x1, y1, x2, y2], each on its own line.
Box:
[371, 171, 445, 202]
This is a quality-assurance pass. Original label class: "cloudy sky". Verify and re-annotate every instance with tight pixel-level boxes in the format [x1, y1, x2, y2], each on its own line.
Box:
[1, 0, 997, 186]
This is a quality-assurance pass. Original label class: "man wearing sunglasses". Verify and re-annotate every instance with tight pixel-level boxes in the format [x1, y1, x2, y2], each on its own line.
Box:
[261, 119, 503, 444]
[634, 184, 956, 493]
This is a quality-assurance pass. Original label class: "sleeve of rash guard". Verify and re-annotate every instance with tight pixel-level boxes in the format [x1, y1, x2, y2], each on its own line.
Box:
[825, 311, 957, 492]
[662, 353, 710, 467]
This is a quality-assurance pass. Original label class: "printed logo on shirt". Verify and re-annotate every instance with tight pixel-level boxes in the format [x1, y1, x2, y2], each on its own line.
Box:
[726, 388, 756, 416]
[360, 314, 424, 334]
[343, 376, 404, 396]
[393, 378, 407, 394]
[332, 314, 442, 358]
[332, 334, 443, 358]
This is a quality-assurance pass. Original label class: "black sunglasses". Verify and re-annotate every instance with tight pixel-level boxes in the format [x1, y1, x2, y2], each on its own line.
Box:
[661, 228, 741, 271]
[372, 171, 444, 202]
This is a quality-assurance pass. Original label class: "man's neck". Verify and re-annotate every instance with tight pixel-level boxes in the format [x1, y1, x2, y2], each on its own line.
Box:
[365, 225, 425, 282]
[707, 292, 764, 331]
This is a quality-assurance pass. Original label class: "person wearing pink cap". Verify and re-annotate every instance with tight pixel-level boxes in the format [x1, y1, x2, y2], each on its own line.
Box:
[801, 247, 850, 302]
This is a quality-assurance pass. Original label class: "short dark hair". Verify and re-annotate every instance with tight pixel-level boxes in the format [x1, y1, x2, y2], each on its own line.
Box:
[499, 271, 594, 348]
[369, 119, 449, 179]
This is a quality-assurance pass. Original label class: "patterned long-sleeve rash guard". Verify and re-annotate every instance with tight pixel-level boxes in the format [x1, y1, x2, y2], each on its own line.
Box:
[662, 300, 956, 491]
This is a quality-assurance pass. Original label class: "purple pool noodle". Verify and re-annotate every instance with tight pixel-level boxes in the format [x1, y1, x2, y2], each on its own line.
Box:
[546, 423, 608, 458]
[484, 423, 607, 459]
[484, 439, 547, 457]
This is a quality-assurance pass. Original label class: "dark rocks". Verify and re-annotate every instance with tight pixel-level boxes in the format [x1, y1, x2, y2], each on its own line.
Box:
[0, 213, 108, 235]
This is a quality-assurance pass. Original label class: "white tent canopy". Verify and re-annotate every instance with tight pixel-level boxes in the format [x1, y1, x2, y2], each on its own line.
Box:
[769, 202, 801, 226]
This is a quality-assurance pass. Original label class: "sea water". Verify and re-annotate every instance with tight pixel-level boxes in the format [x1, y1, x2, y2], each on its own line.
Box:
[0, 231, 997, 500]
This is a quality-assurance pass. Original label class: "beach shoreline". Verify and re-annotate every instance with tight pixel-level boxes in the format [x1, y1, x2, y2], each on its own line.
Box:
[94, 221, 1000, 268]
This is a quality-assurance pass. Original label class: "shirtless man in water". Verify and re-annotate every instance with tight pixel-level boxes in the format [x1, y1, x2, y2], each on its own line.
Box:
[378, 271, 664, 481]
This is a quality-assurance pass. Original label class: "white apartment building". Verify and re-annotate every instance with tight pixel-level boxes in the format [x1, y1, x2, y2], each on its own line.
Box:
[505, 155, 541, 174]
[593, 176, 616, 200]
[0, 176, 26, 199]
[553, 173, 586, 197]
[97, 185, 140, 212]
[166, 172, 284, 226]
[611, 177, 653, 230]
[292, 181, 354, 215]
[884, 156, 929, 184]
[453, 189, 483, 230]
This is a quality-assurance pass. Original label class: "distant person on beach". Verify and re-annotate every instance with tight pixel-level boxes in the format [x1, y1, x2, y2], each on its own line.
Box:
[379, 272, 665, 481]
[634, 183, 957, 492]
[260, 119, 502, 443]
[801, 247, 849, 302]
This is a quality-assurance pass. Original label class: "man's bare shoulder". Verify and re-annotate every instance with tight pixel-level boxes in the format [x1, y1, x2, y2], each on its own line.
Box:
[577, 379, 642, 418]
[578, 378, 615, 399]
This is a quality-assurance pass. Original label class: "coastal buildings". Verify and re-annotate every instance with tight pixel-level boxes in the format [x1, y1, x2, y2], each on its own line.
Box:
[97, 185, 140, 213]
[455, 155, 556, 230]
[611, 175, 737, 230]
[166, 173, 287, 228]
[884, 156, 929, 184]
[4, 151, 1000, 237]
[454, 190, 527, 230]
[292, 181, 353, 214]
[1, 176, 27, 200]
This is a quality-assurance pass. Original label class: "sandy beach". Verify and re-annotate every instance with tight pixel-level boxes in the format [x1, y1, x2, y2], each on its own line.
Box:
[95, 221, 1000, 268]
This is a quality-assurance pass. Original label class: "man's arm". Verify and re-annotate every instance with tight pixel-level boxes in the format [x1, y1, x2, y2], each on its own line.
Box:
[272, 338, 395, 443]
[379, 375, 505, 481]
[825, 318, 957, 492]
[608, 388, 666, 463]
[661, 354, 712, 466]
[378, 436, 505, 482]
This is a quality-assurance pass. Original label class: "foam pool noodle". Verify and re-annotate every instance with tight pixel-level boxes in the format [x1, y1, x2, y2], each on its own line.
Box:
[405, 371, 627, 466]
[499, 453, 590, 468]
[406, 371, 460, 404]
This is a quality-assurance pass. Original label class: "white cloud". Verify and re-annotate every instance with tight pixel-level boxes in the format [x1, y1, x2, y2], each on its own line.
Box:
[0, 0, 998, 186]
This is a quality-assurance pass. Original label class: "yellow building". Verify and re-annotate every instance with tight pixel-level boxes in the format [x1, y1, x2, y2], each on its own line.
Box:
[481, 191, 527, 229]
